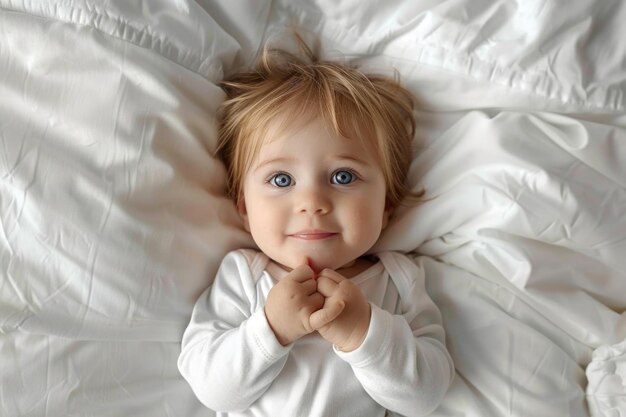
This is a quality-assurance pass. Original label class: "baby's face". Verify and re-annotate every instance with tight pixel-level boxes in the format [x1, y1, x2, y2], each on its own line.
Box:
[238, 117, 390, 272]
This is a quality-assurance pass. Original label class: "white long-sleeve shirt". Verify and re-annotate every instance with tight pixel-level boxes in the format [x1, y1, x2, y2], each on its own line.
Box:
[178, 249, 454, 417]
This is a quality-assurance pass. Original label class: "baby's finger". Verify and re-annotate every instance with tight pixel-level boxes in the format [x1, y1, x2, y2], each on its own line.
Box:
[305, 257, 321, 276]
[287, 264, 315, 283]
[318, 268, 346, 284]
[309, 299, 345, 330]
[316, 276, 338, 297]
[307, 292, 325, 309]
[300, 277, 318, 295]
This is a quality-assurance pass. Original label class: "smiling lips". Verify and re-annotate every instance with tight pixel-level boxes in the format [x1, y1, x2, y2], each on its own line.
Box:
[289, 230, 337, 240]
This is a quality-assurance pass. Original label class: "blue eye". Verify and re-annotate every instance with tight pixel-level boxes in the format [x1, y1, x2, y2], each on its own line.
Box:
[270, 173, 292, 187]
[331, 170, 356, 185]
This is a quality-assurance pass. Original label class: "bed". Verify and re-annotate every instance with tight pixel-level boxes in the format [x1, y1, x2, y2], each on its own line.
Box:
[1, 1, 625, 416]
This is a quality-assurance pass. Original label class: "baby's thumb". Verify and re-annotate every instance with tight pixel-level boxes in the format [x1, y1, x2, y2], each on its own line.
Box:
[309, 299, 345, 330]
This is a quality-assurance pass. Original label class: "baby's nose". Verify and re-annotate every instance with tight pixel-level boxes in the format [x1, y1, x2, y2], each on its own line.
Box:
[296, 186, 331, 214]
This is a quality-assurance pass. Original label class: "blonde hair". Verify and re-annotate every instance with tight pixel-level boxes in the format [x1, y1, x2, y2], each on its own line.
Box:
[216, 40, 424, 208]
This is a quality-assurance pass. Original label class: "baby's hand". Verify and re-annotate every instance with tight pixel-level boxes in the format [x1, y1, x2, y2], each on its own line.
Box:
[264, 264, 341, 346]
[311, 269, 371, 352]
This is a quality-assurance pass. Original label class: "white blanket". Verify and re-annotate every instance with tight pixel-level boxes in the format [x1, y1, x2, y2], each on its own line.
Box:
[1, 1, 624, 416]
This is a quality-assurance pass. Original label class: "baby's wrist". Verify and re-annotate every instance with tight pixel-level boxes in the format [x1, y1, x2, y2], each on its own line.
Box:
[335, 332, 366, 352]
[263, 306, 294, 346]
[337, 306, 371, 352]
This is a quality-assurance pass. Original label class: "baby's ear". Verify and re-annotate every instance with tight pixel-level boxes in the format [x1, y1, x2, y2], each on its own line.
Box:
[236, 199, 250, 232]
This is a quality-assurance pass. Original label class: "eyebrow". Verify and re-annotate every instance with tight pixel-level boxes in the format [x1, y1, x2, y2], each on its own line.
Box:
[253, 156, 296, 172]
[333, 154, 369, 166]
[253, 153, 370, 172]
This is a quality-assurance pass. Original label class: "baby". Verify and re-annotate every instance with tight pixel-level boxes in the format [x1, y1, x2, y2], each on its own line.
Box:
[178, 41, 454, 417]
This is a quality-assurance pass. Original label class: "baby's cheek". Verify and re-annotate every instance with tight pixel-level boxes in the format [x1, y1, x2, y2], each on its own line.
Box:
[350, 205, 382, 240]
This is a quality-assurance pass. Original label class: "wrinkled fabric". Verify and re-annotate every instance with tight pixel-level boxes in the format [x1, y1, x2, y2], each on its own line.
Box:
[375, 111, 626, 417]
[587, 340, 626, 416]
[1, 1, 625, 416]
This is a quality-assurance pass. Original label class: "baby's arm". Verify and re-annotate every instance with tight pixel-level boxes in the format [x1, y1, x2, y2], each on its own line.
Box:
[338, 305, 453, 416]
[334, 260, 455, 417]
[177, 252, 294, 412]
[177, 251, 341, 412]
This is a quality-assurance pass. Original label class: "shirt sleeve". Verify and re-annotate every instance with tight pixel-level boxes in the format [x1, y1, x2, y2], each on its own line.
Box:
[334, 256, 455, 417]
[177, 250, 293, 412]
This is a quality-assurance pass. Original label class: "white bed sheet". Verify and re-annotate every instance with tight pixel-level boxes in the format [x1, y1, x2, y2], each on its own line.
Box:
[1, 1, 625, 416]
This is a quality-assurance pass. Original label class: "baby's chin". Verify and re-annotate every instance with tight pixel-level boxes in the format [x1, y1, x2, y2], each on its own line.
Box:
[277, 253, 357, 273]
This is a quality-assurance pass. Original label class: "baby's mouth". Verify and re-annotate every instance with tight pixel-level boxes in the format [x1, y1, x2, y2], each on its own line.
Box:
[289, 229, 337, 240]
